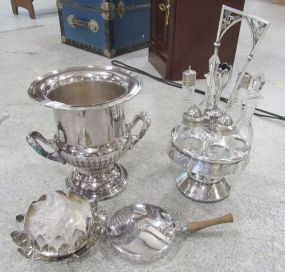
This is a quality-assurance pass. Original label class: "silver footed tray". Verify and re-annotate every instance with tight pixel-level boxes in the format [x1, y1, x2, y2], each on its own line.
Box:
[10, 191, 105, 262]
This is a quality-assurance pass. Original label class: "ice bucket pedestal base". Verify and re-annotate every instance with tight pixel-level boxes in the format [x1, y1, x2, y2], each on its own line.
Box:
[176, 172, 230, 203]
[66, 163, 127, 201]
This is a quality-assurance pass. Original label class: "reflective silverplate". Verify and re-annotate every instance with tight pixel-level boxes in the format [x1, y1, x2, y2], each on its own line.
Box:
[107, 203, 233, 263]
[26, 66, 151, 201]
[168, 6, 270, 202]
[10, 191, 105, 262]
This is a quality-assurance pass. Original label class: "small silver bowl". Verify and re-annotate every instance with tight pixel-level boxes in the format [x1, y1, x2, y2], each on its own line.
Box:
[10, 191, 105, 262]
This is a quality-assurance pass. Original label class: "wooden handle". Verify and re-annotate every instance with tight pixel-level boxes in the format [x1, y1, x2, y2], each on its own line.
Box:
[187, 213, 233, 233]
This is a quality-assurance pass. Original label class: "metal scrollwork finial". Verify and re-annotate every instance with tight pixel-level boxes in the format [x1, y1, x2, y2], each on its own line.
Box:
[217, 5, 270, 54]
[212, 5, 270, 113]
[246, 17, 269, 55]
[219, 10, 242, 41]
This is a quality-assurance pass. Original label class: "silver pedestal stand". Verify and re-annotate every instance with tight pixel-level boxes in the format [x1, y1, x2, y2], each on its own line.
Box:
[168, 6, 270, 202]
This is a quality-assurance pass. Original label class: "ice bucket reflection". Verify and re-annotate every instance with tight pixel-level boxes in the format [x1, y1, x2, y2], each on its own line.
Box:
[27, 66, 151, 200]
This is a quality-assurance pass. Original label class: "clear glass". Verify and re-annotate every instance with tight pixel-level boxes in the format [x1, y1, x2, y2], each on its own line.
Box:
[173, 122, 251, 163]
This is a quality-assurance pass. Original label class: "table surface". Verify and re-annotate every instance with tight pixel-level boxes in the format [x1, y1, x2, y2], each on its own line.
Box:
[0, 0, 285, 271]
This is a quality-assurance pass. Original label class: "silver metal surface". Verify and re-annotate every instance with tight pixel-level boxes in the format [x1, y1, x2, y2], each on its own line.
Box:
[66, 163, 128, 200]
[107, 204, 233, 263]
[107, 203, 177, 263]
[1, 0, 283, 269]
[176, 173, 231, 202]
[26, 66, 151, 200]
[219, 6, 270, 113]
[28, 66, 142, 110]
[10, 191, 105, 262]
[168, 6, 270, 202]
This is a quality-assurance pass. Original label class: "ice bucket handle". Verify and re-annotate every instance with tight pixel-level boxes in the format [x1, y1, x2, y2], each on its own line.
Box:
[128, 112, 151, 148]
[26, 131, 66, 164]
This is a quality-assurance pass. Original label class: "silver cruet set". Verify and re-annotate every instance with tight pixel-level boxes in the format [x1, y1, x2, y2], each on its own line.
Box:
[11, 6, 270, 263]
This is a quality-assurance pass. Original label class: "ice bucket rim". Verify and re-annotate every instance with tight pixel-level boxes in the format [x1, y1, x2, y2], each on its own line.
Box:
[27, 65, 143, 111]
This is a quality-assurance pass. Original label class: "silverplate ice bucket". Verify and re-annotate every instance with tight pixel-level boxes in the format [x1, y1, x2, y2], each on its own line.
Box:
[26, 66, 151, 200]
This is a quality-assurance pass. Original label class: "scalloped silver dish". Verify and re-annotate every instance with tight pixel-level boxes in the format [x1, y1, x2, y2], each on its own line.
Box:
[10, 191, 105, 262]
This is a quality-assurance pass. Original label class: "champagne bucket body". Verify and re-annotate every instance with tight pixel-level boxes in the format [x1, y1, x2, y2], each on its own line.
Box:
[53, 105, 129, 170]
[54, 106, 126, 148]
[26, 66, 151, 200]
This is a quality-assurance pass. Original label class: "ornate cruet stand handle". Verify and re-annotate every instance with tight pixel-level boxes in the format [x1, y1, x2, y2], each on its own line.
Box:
[207, 5, 270, 115]
[168, 6, 270, 203]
